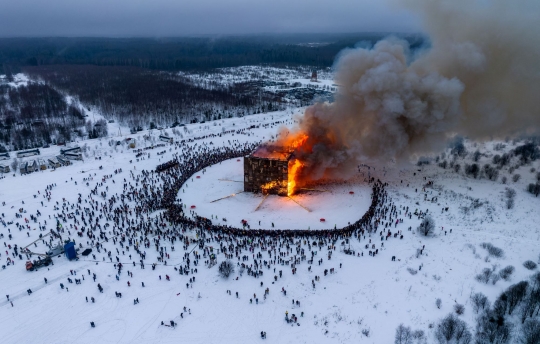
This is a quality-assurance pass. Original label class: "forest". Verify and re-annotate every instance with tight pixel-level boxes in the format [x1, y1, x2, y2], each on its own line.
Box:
[0, 82, 92, 152]
[25, 65, 288, 125]
[0, 34, 425, 74]
[0, 34, 424, 151]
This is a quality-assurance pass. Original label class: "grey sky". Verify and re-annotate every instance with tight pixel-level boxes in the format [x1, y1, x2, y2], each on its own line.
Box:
[0, 0, 419, 37]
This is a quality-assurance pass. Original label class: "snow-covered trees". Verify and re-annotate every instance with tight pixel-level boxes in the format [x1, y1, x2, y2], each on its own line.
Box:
[465, 163, 480, 179]
[523, 260, 537, 270]
[218, 260, 234, 278]
[454, 303, 465, 315]
[499, 266, 515, 281]
[483, 164, 499, 181]
[394, 324, 413, 344]
[527, 183, 540, 197]
[394, 324, 425, 344]
[505, 187, 516, 209]
[435, 313, 472, 344]
[10, 158, 18, 171]
[476, 268, 494, 284]
[475, 310, 512, 344]
[480, 243, 504, 258]
[417, 215, 435, 237]
[521, 319, 540, 344]
[471, 293, 490, 314]
[449, 136, 467, 158]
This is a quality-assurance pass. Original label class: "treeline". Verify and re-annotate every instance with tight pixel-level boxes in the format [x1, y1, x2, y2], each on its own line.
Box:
[0, 82, 96, 151]
[0, 34, 425, 74]
[23, 65, 286, 129]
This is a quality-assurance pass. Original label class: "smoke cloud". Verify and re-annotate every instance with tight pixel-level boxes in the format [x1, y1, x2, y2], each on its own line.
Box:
[278, 0, 540, 184]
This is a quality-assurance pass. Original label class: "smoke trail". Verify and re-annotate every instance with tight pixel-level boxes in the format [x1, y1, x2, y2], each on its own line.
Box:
[278, 0, 540, 184]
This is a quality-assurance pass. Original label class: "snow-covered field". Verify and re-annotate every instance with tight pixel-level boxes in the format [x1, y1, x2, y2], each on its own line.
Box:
[181, 158, 372, 230]
[1, 108, 539, 344]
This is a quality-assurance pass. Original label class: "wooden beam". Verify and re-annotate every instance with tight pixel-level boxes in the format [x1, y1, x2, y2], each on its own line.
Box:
[287, 196, 311, 212]
[254, 194, 269, 211]
[210, 191, 244, 203]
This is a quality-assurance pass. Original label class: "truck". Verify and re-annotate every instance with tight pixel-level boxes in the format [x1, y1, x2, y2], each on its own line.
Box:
[26, 256, 53, 271]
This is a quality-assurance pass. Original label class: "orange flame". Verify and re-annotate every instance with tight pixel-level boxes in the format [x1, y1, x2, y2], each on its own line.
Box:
[288, 159, 303, 196]
[287, 134, 309, 152]
[280, 133, 308, 196]
[261, 180, 281, 194]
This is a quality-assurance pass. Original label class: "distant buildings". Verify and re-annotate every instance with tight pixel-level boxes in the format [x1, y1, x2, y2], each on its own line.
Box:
[48, 157, 61, 168]
[60, 146, 81, 155]
[159, 135, 173, 144]
[64, 152, 82, 160]
[56, 155, 71, 166]
[16, 149, 40, 158]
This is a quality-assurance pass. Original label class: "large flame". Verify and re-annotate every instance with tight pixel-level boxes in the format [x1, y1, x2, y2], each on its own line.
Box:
[287, 159, 303, 196]
[285, 134, 308, 196]
[287, 134, 309, 151]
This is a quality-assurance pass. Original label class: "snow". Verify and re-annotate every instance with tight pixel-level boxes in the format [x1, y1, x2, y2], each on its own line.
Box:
[4, 73, 32, 88]
[181, 158, 372, 230]
[178, 66, 334, 88]
[0, 105, 539, 344]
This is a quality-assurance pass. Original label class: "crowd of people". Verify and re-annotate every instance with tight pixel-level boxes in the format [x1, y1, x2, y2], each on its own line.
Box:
[1, 132, 411, 336]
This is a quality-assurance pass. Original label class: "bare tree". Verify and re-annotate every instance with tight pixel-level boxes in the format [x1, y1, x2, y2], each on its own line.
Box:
[520, 319, 540, 344]
[454, 303, 465, 315]
[476, 268, 493, 284]
[11, 158, 19, 171]
[505, 188, 516, 212]
[506, 281, 529, 315]
[218, 260, 235, 279]
[435, 313, 472, 344]
[471, 292, 490, 314]
[395, 324, 413, 344]
[528, 183, 540, 197]
[475, 311, 512, 344]
[418, 215, 436, 237]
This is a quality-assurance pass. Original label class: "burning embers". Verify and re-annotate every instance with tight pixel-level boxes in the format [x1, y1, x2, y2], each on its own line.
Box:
[244, 144, 303, 196]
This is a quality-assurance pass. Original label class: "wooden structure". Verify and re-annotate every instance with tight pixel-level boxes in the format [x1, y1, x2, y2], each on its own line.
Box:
[64, 152, 82, 160]
[56, 155, 71, 166]
[244, 146, 293, 196]
[60, 146, 81, 155]
[27, 160, 38, 173]
[20, 161, 28, 174]
[0, 152, 9, 161]
[0, 164, 10, 173]
[38, 159, 47, 170]
[48, 157, 61, 168]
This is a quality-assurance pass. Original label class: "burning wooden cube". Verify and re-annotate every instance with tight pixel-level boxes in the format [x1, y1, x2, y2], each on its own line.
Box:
[244, 146, 293, 196]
